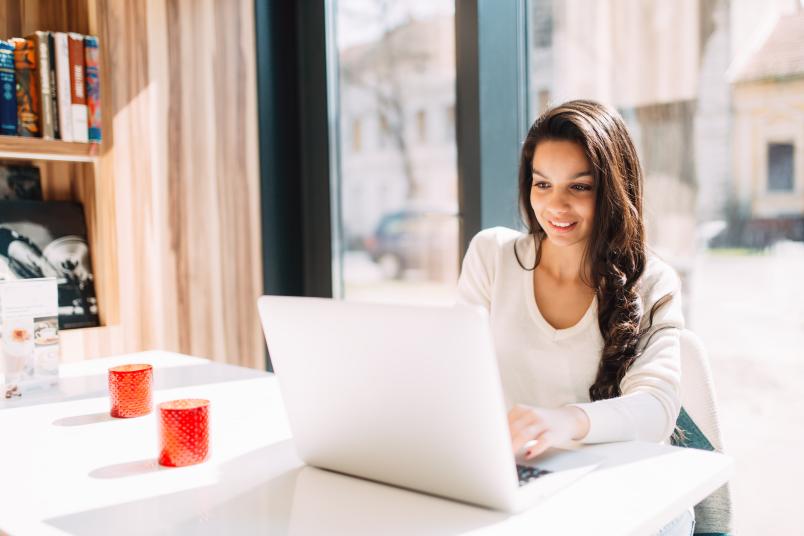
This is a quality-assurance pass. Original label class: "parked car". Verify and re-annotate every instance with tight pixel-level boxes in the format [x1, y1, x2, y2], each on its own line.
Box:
[363, 209, 460, 282]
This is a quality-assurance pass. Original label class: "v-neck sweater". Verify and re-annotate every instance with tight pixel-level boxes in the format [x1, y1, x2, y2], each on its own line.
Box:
[457, 227, 685, 443]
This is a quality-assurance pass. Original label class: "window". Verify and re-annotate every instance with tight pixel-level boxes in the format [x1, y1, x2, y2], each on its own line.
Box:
[767, 142, 794, 192]
[530, 0, 553, 48]
[334, 1, 459, 304]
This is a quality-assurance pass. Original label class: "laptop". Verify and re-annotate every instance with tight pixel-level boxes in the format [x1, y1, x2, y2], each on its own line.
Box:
[257, 296, 601, 513]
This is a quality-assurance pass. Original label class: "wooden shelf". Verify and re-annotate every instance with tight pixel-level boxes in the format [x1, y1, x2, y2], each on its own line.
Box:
[0, 135, 99, 162]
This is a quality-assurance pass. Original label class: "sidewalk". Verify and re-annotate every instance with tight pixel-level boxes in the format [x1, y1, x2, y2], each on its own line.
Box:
[689, 243, 804, 535]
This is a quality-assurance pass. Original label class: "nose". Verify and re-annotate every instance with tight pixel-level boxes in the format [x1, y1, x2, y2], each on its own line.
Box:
[545, 189, 571, 216]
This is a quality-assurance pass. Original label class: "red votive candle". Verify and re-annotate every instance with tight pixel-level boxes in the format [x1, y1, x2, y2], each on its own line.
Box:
[158, 399, 210, 467]
[108, 364, 153, 418]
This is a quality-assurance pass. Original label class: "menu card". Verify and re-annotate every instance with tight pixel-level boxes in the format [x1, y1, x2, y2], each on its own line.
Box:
[0, 278, 59, 398]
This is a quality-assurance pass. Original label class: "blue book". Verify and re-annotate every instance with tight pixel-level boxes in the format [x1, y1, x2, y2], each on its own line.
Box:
[0, 41, 17, 135]
[84, 35, 101, 142]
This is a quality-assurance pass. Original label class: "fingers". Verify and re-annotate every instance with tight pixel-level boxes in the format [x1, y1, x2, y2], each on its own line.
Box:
[511, 425, 545, 454]
[510, 417, 548, 454]
[524, 431, 554, 460]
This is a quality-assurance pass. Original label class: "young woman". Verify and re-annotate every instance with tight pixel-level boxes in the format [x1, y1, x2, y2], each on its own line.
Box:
[457, 100, 691, 532]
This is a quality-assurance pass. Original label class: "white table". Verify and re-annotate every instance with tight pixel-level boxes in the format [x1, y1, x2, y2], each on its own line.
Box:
[0, 352, 733, 535]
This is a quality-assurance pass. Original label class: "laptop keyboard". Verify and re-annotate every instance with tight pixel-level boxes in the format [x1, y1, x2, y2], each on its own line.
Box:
[516, 464, 552, 486]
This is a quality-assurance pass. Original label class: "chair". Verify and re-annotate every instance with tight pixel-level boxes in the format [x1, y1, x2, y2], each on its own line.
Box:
[672, 329, 733, 536]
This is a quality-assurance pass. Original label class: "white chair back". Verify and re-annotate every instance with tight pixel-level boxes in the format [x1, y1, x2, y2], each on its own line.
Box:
[678, 329, 733, 535]
[679, 329, 726, 452]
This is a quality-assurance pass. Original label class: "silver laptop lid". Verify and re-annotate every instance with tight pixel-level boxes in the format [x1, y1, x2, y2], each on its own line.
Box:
[257, 296, 519, 509]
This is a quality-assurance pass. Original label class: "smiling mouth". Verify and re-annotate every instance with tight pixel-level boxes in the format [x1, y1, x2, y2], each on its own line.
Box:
[547, 220, 578, 232]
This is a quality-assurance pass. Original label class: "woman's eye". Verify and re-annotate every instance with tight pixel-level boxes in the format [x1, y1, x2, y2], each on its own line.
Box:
[571, 184, 592, 192]
[532, 181, 550, 189]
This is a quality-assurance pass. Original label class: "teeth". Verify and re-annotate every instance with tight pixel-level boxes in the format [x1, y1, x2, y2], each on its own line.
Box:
[550, 221, 574, 228]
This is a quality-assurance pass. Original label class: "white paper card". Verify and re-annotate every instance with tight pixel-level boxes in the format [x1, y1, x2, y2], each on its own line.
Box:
[0, 278, 60, 398]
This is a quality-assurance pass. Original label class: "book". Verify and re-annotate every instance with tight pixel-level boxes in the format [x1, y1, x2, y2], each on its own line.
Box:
[53, 33, 73, 142]
[10, 37, 39, 137]
[29, 31, 55, 139]
[0, 40, 17, 135]
[84, 35, 101, 143]
[67, 33, 88, 142]
[0, 165, 42, 200]
[48, 33, 60, 140]
[0, 201, 100, 329]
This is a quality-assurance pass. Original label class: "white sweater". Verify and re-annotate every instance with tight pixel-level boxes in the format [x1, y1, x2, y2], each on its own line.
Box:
[457, 227, 685, 443]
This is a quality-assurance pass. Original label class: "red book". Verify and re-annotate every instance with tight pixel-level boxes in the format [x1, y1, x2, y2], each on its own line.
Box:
[67, 33, 87, 142]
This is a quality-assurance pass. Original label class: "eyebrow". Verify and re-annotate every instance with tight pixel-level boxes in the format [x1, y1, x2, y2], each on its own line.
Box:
[531, 169, 593, 180]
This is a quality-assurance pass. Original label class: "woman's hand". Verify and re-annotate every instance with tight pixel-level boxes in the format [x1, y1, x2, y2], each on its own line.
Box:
[507, 404, 590, 460]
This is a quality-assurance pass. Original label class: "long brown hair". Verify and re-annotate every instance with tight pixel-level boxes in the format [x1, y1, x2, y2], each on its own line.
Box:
[514, 100, 671, 402]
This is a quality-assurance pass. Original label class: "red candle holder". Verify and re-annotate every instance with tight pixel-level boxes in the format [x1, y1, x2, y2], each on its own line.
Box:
[158, 399, 210, 467]
[108, 364, 153, 418]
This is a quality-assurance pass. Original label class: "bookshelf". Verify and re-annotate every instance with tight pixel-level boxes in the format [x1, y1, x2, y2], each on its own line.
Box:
[1, 0, 264, 367]
[0, 0, 121, 360]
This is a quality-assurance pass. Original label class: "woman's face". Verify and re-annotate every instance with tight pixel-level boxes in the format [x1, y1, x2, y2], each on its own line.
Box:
[530, 140, 596, 248]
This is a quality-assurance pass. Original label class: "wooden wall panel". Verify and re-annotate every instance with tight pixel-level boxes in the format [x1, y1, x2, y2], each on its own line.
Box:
[0, 1, 20, 38]
[100, 0, 264, 368]
[18, 0, 89, 35]
[100, 0, 167, 356]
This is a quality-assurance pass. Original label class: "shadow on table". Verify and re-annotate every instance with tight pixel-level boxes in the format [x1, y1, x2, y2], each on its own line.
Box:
[1, 362, 267, 411]
[45, 438, 508, 535]
[89, 458, 165, 479]
[53, 412, 116, 426]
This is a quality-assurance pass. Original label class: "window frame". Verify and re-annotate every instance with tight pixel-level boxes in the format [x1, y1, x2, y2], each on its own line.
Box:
[455, 0, 529, 255]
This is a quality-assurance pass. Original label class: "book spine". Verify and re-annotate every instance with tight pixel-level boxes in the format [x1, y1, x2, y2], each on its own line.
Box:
[84, 35, 101, 143]
[31, 31, 54, 139]
[11, 37, 39, 137]
[48, 33, 60, 140]
[67, 33, 87, 143]
[54, 33, 73, 142]
[0, 41, 17, 135]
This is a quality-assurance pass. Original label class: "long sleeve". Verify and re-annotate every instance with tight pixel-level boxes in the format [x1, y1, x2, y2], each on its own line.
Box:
[456, 228, 502, 311]
[569, 258, 685, 443]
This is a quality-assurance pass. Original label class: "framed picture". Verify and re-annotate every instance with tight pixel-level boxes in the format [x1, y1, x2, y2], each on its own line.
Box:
[0, 201, 99, 329]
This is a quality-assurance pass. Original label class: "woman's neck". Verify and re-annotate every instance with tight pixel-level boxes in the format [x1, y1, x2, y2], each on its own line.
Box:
[538, 237, 590, 285]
